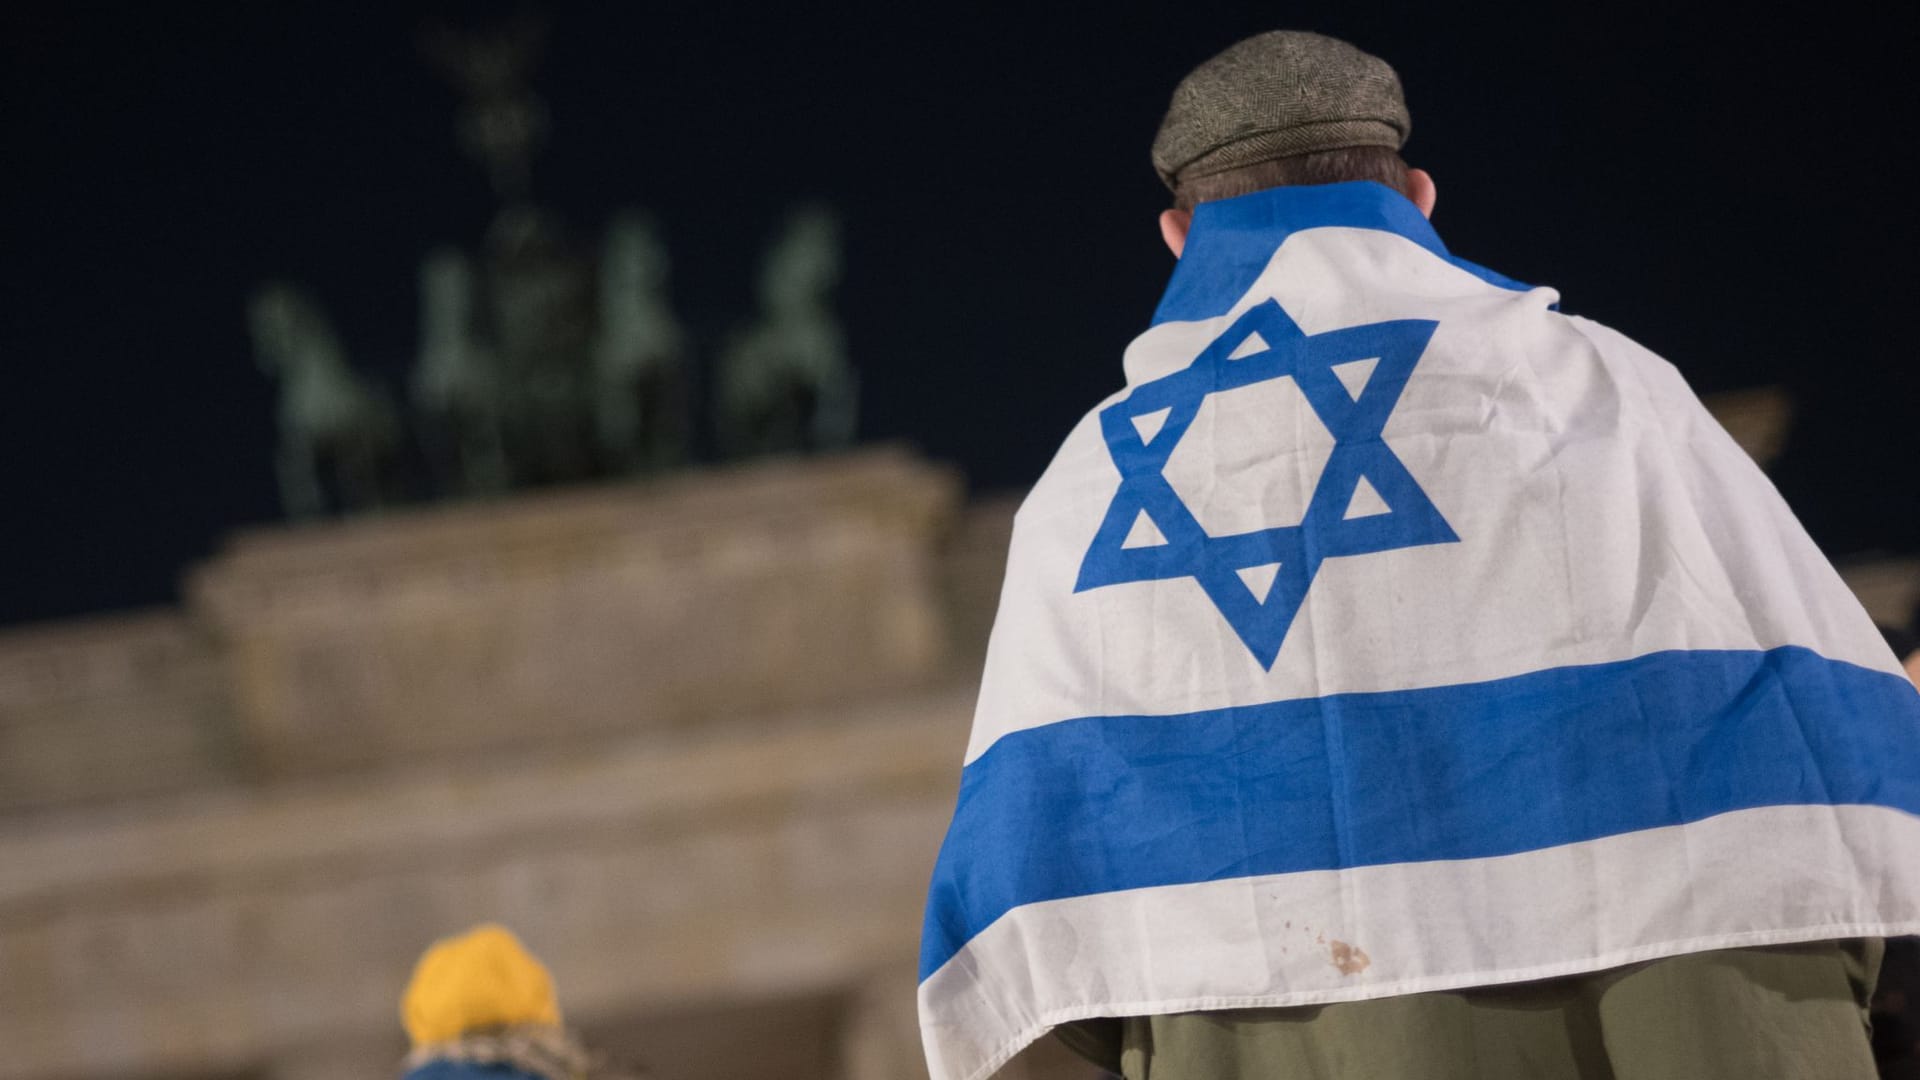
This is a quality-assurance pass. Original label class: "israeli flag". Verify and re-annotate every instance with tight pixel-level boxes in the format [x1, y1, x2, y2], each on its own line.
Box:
[918, 182, 1920, 1080]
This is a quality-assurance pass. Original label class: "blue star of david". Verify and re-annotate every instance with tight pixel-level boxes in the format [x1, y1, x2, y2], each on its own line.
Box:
[1076, 298, 1459, 668]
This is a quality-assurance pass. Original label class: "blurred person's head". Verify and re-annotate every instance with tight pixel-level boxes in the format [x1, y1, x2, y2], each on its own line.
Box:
[1150, 31, 1435, 257]
[400, 924, 645, 1080]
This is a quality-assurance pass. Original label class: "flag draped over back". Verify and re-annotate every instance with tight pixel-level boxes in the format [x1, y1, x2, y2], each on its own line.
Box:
[917, 181, 1920, 1080]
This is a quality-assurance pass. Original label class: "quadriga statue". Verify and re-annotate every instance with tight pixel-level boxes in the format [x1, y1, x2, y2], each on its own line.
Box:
[485, 206, 598, 486]
[592, 211, 689, 474]
[249, 283, 403, 519]
[716, 204, 858, 458]
[413, 248, 508, 496]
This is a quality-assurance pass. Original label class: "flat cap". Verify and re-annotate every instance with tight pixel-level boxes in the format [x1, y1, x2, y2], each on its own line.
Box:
[1152, 30, 1409, 191]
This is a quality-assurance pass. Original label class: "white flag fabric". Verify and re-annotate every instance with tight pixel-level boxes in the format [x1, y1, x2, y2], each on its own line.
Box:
[917, 181, 1920, 1080]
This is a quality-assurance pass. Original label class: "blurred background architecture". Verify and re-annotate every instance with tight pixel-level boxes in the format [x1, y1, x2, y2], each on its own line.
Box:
[0, 447, 1083, 1080]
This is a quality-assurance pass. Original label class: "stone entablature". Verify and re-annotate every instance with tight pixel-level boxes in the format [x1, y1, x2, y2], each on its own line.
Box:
[0, 611, 230, 814]
[0, 449, 974, 813]
[186, 450, 963, 777]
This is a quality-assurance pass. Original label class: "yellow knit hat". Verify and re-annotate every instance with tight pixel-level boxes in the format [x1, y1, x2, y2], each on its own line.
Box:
[402, 924, 563, 1047]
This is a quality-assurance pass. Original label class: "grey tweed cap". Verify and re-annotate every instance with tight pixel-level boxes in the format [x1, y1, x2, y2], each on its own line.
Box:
[1152, 31, 1410, 191]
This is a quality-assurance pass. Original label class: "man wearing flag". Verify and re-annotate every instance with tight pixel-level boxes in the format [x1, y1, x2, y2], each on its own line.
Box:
[918, 30, 1920, 1080]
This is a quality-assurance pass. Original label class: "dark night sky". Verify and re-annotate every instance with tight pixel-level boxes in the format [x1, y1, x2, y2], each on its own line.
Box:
[3, 4, 1914, 628]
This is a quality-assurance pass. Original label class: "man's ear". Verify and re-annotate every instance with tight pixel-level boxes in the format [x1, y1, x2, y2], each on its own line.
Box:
[1159, 208, 1192, 258]
[1406, 168, 1437, 219]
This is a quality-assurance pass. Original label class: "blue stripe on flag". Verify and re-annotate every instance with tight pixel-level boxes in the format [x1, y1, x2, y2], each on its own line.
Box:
[1151, 181, 1538, 327]
[920, 646, 1920, 980]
